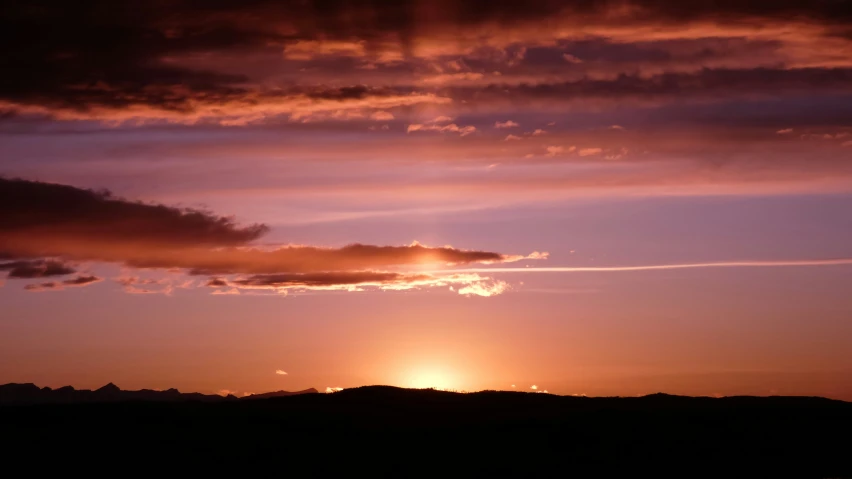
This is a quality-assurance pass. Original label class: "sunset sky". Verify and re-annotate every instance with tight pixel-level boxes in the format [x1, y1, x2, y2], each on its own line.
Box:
[2, 0, 851, 399]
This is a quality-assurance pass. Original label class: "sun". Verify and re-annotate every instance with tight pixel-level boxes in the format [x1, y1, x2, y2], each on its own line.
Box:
[404, 367, 459, 391]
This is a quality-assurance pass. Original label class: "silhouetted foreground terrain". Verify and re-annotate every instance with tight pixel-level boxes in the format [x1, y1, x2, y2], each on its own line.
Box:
[0, 382, 317, 403]
[2, 384, 850, 476]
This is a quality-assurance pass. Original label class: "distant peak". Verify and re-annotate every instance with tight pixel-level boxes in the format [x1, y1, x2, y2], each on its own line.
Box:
[96, 382, 121, 393]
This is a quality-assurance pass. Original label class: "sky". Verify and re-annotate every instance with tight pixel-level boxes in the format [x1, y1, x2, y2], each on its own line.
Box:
[1, 0, 852, 399]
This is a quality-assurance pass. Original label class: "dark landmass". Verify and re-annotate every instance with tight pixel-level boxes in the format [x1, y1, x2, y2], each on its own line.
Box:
[0, 382, 318, 403]
[2, 384, 850, 476]
[241, 388, 320, 399]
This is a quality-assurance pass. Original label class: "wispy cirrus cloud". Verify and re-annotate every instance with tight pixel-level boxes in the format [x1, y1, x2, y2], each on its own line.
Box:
[436, 259, 852, 275]
[407, 123, 477, 136]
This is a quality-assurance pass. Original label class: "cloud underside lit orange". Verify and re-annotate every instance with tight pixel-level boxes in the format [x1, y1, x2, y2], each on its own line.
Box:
[210, 272, 509, 297]
[0, 178, 540, 295]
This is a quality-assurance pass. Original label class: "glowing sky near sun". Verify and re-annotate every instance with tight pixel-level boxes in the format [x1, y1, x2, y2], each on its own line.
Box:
[1, 0, 851, 400]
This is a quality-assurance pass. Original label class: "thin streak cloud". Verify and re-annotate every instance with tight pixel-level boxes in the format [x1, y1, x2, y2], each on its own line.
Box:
[432, 258, 852, 274]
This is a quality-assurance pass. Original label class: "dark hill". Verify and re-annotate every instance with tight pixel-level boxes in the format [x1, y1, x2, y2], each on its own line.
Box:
[1, 383, 850, 476]
[242, 388, 319, 399]
[0, 382, 316, 404]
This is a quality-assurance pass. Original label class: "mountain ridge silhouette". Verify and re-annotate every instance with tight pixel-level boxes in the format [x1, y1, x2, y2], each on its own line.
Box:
[2, 381, 847, 405]
[0, 382, 319, 404]
[2, 382, 850, 475]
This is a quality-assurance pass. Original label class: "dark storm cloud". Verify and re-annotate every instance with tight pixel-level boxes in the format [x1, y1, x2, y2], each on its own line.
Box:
[0, 259, 76, 278]
[0, 177, 530, 280]
[1, 0, 850, 121]
[0, 177, 268, 252]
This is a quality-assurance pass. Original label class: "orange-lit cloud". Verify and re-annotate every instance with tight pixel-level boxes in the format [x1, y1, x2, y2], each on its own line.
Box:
[578, 148, 603, 157]
[369, 111, 395, 121]
[211, 271, 513, 297]
[407, 123, 477, 136]
[1, 178, 541, 295]
[3, 88, 451, 126]
[456, 280, 509, 297]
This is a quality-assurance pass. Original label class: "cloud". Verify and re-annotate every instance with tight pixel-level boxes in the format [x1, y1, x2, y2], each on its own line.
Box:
[369, 111, 395, 121]
[0, 178, 547, 296]
[563, 53, 583, 64]
[2, 179, 529, 279]
[180, 243, 524, 276]
[227, 271, 513, 296]
[578, 148, 603, 156]
[115, 276, 176, 295]
[605, 148, 630, 160]
[428, 116, 454, 123]
[419, 72, 484, 84]
[1, 260, 76, 279]
[63, 275, 101, 286]
[283, 40, 367, 60]
[3, 82, 450, 125]
[504, 134, 522, 141]
[407, 123, 477, 136]
[23, 275, 102, 292]
[437, 258, 852, 275]
[495, 120, 520, 129]
[777, 128, 794, 134]
[275, 370, 288, 375]
[3, 0, 852, 128]
[531, 129, 547, 136]
[545, 146, 568, 157]
[457, 280, 509, 297]
[0, 177, 267, 254]
[477, 68, 852, 108]
[211, 288, 241, 295]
